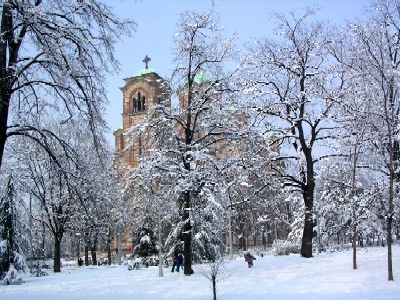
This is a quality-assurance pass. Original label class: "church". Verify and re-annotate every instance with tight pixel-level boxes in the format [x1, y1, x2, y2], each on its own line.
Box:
[112, 56, 285, 258]
[112, 56, 170, 255]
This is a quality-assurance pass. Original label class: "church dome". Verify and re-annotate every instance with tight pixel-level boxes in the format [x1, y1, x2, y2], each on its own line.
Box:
[183, 72, 213, 85]
[193, 72, 212, 84]
[134, 68, 156, 77]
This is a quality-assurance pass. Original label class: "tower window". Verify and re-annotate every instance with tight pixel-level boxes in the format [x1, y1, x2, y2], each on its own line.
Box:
[137, 92, 141, 111]
[120, 132, 124, 149]
[132, 91, 146, 113]
[133, 99, 137, 112]
[138, 137, 142, 156]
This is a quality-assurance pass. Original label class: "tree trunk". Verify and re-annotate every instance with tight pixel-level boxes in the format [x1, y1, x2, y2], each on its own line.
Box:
[352, 220, 357, 270]
[253, 228, 258, 248]
[53, 234, 62, 272]
[0, 90, 9, 168]
[212, 274, 217, 300]
[300, 185, 314, 258]
[388, 138, 398, 281]
[84, 244, 89, 266]
[0, 4, 24, 277]
[0, 4, 13, 169]
[107, 236, 112, 266]
[350, 139, 360, 270]
[387, 216, 393, 280]
[182, 191, 194, 275]
[385, 123, 394, 281]
[300, 209, 313, 258]
[91, 243, 97, 266]
[117, 226, 122, 265]
[183, 226, 193, 275]
[76, 238, 80, 266]
[158, 213, 163, 277]
[298, 74, 315, 258]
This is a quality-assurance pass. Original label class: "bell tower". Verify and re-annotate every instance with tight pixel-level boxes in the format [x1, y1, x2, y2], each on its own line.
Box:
[114, 56, 169, 173]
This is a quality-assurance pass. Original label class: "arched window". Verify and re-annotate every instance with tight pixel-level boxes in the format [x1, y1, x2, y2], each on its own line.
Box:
[137, 92, 141, 111]
[138, 137, 142, 156]
[120, 132, 124, 149]
[133, 99, 137, 112]
[132, 91, 146, 113]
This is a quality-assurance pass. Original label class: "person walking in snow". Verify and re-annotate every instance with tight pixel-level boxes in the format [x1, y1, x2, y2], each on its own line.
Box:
[244, 251, 256, 268]
[177, 251, 184, 271]
[171, 244, 180, 272]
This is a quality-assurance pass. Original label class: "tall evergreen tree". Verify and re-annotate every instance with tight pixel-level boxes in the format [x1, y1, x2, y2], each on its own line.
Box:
[134, 215, 158, 259]
[0, 176, 26, 284]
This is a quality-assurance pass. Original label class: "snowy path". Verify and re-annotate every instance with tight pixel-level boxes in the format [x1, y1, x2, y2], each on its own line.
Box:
[1, 246, 399, 300]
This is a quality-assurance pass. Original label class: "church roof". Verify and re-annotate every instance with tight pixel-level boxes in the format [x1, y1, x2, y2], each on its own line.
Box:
[193, 72, 212, 84]
[134, 68, 156, 77]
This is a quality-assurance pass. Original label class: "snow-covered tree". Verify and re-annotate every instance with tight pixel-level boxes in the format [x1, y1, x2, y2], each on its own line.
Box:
[23, 140, 77, 272]
[0, 176, 27, 285]
[317, 158, 382, 249]
[124, 5, 240, 275]
[342, 0, 400, 280]
[10, 117, 116, 272]
[0, 0, 135, 275]
[69, 127, 119, 267]
[0, 0, 134, 168]
[323, 18, 384, 268]
[125, 169, 178, 276]
[133, 214, 158, 259]
[241, 7, 341, 258]
[216, 138, 285, 252]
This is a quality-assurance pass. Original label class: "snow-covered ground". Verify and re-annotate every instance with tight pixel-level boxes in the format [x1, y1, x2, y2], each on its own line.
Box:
[1, 245, 399, 300]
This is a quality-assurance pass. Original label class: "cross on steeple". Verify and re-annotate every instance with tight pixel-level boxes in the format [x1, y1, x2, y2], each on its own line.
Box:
[142, 55, 151, 69]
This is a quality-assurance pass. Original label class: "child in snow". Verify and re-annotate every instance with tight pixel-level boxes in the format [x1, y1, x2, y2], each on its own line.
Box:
[244, 251, 256, 268]
[177, 251, 184, 272]
[171, 244, 180, 272]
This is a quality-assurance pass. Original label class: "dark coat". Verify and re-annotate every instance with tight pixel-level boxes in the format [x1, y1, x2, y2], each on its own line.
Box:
[177, 253, 183, 264]
[244, 253, 255, 263]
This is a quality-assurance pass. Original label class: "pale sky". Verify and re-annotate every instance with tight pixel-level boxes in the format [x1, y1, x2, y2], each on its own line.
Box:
[103, 0, 369, 144]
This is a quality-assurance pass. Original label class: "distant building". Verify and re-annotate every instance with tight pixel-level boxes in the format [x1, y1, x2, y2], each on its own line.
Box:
[112, 57, 170, 255]
[114, 67, 169, 171]
[112, 57, 287, 257]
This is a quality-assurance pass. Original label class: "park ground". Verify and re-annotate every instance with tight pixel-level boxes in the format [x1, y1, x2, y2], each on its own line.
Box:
[1, 244, 399, 300]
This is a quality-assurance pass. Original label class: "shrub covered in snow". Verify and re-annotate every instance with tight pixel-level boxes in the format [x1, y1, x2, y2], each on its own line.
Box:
[133, 215, 158, 259]
[2, 263, 23, 285]
[272, 240, 301, 256]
